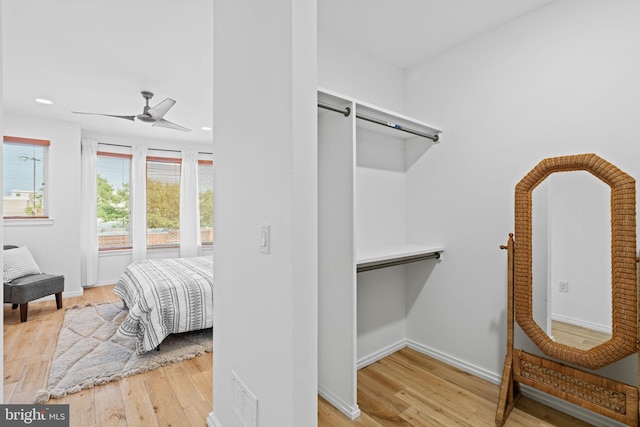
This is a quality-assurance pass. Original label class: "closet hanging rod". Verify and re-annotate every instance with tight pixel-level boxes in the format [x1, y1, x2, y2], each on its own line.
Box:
[357, 251, 441, 273]
[317, 101, 440, 142]
[318, 101, 351, 117]
[356, 112, 440, 142]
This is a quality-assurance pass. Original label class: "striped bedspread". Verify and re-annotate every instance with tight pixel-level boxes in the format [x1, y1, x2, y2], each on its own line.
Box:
[113, 256, 213, 354]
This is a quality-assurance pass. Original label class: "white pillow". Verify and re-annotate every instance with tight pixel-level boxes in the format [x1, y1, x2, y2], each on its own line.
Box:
[3, 246, 41, 282]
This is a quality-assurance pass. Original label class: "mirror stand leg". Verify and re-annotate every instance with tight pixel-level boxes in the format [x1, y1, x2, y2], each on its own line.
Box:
[496, 234, 518, 426]
[495, 357, 519, 426]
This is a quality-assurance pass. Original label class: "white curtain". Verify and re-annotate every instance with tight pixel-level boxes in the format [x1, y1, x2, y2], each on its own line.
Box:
[180, 150, 200, 257]
[131, 145, 148, 261]
[80, 139, 98, 287]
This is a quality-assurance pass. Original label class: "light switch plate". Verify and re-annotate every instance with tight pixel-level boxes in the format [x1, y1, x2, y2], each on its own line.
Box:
[559, 281, 568, 293]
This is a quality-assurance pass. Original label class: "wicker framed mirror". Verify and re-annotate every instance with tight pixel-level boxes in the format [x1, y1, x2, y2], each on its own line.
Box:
[515, 153, 637, 369]
[496, 153, 639, 426]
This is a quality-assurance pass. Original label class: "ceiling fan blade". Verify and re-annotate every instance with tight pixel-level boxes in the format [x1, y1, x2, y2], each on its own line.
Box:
[153, 118, 191, 132]
[72, 112, 136, 121]
[147, 98, 176, 119]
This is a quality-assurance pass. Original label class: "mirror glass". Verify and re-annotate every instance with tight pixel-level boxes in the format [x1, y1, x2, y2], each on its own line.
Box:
[531, 171, 612, 350]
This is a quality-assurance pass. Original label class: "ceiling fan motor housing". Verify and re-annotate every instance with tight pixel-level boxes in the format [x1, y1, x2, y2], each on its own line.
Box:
[137, 113, 155, 122]
[137, 91, 155, 121]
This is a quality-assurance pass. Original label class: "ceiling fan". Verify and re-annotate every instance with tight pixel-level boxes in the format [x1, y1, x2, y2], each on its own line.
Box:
[72, 91, 191, 132]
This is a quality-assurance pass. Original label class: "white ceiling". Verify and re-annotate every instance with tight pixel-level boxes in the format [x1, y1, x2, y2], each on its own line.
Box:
[2, 0, 555, 144]
[2, 0, 214, 145]
[318, 0, 556, 69]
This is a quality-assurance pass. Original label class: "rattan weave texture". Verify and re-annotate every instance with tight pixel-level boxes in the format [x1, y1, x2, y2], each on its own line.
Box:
[514, 153, 637, 370]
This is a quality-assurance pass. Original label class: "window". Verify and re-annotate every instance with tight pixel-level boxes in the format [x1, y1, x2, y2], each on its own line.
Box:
[198, 160, 214, 245]
[97, 152, 132, 250]
[95, 149, 211, 252]
[3, 136, 49, 218]
[146, 156, 181, 248]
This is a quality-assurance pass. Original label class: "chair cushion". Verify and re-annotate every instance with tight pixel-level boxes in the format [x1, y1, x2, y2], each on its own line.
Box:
[3, 246, 41, 282]
[4, 274, 64, 304]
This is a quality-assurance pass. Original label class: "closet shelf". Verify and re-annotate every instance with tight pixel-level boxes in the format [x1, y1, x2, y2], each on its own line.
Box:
[357, 244, 444, 272]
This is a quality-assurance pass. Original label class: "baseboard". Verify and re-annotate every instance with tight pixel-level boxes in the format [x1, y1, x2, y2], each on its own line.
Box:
[405, 339, 627, 427]
[207, 412, 222, 427]
[97, 279, 118, 287]
[318, 383, 361, 420]
[357, 339, 406, 370]
[551, 313, 611, 334]
[406, 339, 499, 384]
[62, 290, 84, 299]
[28, 289, 84, 304]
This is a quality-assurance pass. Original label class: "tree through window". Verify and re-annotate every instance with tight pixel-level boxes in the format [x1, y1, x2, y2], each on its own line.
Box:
[146, 156, 181, 248]
[96, 152, 131, 250]
[198, 159, 213, 245]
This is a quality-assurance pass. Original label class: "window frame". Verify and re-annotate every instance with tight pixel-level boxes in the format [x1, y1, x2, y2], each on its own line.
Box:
[3, 135, 50, 220]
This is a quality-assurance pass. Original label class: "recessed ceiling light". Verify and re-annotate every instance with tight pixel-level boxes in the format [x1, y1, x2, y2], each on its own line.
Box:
[201, 126, 212, 131]
[35, 98, 53, 105]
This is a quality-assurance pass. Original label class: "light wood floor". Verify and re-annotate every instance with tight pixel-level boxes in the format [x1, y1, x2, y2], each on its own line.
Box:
[319, 348, 594, 427]
[5, 287, 594, 427]
[4, 285, 213, 427]
[551, 320, 611, 351]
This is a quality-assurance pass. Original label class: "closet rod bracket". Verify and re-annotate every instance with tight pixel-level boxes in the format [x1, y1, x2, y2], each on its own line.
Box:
[318, 101, 351, 117]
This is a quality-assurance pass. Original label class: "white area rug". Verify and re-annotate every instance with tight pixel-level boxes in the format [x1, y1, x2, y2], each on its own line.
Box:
[35, 301, 212, 403]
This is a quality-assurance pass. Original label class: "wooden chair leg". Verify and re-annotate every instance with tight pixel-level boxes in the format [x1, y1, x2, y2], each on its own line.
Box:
[55, 292, 63, 309]
[12, 304, 18, 310]
[19, 303, 28, 322]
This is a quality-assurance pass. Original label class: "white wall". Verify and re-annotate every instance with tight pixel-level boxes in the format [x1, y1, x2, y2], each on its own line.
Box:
[318, 30, 405, 112]
[531, 179, 549, 334]
[211, 1, 317, 426]
[4, 113, 83, 299]
[0, 0, 5, 403]
[404, 0, 640, 388]
[355, 134, 409, 362]
[548, 171, 611, 332]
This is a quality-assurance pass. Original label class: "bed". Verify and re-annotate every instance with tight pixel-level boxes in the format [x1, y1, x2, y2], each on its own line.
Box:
[113, 256, 213, 354]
